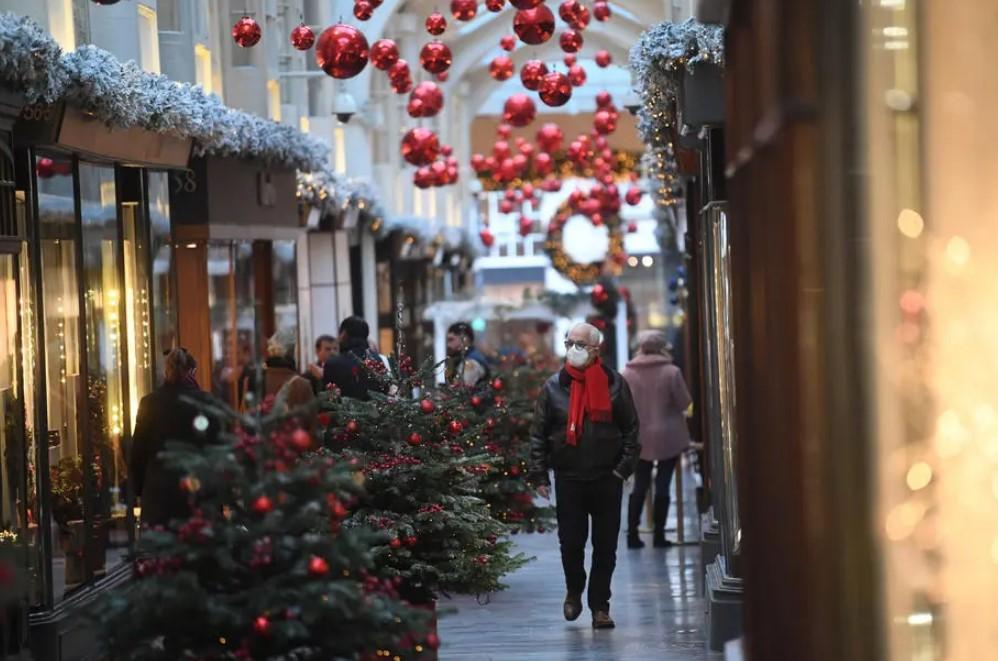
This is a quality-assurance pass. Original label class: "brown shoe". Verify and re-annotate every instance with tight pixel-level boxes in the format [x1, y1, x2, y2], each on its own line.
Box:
[592, 611, 615, 629]
[563, 592, 582, 621]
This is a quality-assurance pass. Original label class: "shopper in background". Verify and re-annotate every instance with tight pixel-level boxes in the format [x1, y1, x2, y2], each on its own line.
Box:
[621, 330, 693, 549]
[323, 316, 377, 400]
[445, 321, 491, 387]
[305, 334, 338, 394]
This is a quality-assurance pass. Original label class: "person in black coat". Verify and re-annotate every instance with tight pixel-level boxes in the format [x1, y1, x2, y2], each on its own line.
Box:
[529, 322, 640, 630]
[322, 316, 376, 400]
[130, 348, 217, 528]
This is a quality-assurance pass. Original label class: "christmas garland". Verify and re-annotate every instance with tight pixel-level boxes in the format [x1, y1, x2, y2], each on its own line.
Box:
[297, 168, 387, 233]
[544, 198, 625, 287]
[0, 12, 327, 171]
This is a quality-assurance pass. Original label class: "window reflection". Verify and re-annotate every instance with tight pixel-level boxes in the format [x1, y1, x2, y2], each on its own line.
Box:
[272, 240, 298, 362]
[208, 242, 255, 409]
[147, 173, 176, 378]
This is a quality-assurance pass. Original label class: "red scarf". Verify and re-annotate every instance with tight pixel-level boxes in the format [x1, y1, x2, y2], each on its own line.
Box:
[565, 359, 612, 446]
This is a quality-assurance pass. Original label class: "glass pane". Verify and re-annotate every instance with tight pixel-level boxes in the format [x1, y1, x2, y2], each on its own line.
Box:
[78, 162, 128, 582]
[147, 172, 176, 378]
[121, 203, 153, 433]
[37, 153, 82, 602]
[208, 243, 255, 409]
[272, 240, 298, 359]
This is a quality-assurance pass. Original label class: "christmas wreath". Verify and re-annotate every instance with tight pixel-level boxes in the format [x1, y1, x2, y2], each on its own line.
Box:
[544, 192, 626, 286]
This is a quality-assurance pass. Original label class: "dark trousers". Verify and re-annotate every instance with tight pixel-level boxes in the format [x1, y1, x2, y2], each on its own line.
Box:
[628, 457, 680, 535]
[555, 473, 623, 612]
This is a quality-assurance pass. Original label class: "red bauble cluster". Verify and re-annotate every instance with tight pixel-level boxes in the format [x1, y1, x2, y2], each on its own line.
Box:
[232, 16, 262, 48]
[290, 23, 315, 50]
[316, 24, 369, 79]
[513, 5, 556, 45]
[451, 0, 478, 21]
[401, 128, 441, 166]
[503, 93, 537, 127]
[407, 81, 445, 118]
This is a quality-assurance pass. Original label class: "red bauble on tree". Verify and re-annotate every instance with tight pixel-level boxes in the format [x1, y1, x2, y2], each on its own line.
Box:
[595, 50, 612, 67]
[407, 81, 445, 118]
[500, 34, 517, 52]
[625, 186, 643, 206]
[426, 12, 447, 35]
[560, 29, 583, 53]
[479, 229, 496, 247]
[420, 398, 436, 414]
[401, 128, 441, 166]
[519, 59, 548, 91]
[563, 53, 577, 67]
[316, 24, 369, 79]
[353, 0, 375, 21]
[568, 63, 587, 87]
[370, 39, 399, 70]
[448, 419, 464, 434]
[513, 6, 556, 45]
[451, 0, 478, 21]
[503, 94, 537, 127]
[308, 555, 330, 576]
[420, 40, 453, 74]
[538, 71, 572, 107]
[593, 1, 611, 21]
[291, 23, 315, 50]
[486, 0, 506, 11]
[407, 432, 423, 446]
[252, 495, 274, 515]
[232, 16, 262, 48]
[537, 122, 564, 153]
[489, 56, 515, 81]
[253, 616, 271, 636]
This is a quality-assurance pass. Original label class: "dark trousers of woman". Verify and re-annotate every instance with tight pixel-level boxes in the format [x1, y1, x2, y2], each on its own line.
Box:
[555, 473, 623, 613]
[627, 456, 680, 543]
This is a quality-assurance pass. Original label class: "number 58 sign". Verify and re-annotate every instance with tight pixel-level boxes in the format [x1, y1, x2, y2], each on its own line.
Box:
[171, 169, 198, 194]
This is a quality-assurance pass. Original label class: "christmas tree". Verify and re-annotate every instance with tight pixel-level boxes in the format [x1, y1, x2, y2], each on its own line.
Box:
[95, 398, 431, 660]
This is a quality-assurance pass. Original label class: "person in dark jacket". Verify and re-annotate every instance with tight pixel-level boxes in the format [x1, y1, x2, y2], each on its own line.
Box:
[529, 322, 640, 630]
[445, 322, 491, 387]
[323, 316, 376, 400]
[130, 348, 217, 528]
[305, 334, 338, 394]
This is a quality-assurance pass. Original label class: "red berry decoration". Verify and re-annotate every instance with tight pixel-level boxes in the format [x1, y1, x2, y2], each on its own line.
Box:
[492, 377, 504, 391]
[560, 29, 583, 53]
[489, 55, 515, 81]
[539, 71, 572, 107]
[625, 186, 643, 206]
[519, 59, 548, 91]
[253, 615, 271, 636]
[370, 39, 400, 70]
[408, 432, 423, 446]
[420, 40, 453, 74]
[401, 128, 441, 166]
[595, 50, 612, 67]
[568, 63, 587, 87]
[353, 0, 374, 20]
[405, 535, 418, 546]
[451, 0, 477, 21]
[252, 495, 273, 515]
[594, 1, 611, 21]
[291, 23, 315, 50]
[513, 5, 556, 45]
[408, 81, 445, 118]
[502, 93, 536, 127]
[426, 11, 447, 35]
[486, 0, 506, 11]
[479, 229, 496, 247]
[232, 16, 262, 48]
[345, 419, 360, 434]
[308, 555, 330, 576]
[389, 537, 402, 549]
[316, 24, 369, 79]
[420, 398, 436, 414]
[500, 34, 517, 51]
[510, 0, 542, 8]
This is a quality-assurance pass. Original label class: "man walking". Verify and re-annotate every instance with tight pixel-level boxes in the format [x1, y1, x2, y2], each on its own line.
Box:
[305, 334, 338, 394]
[445, 322, 491, 387]
[323, 317, 376, 400]
[529, 322, 640, 629]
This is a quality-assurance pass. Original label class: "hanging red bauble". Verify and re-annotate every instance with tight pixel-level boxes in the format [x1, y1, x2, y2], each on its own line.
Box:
[499, 199, 514, 214]
[493, 139, 511, 158]
[625, 187, 643, 205]
[316, 24, 369, 79]
[486, 0, 506, 11]
[448, 419, 464, 434]
[627, 221, 638, 233]
[594, 109, 617, 134]
[426, 12, 447, 35]
[253, 616, 271, 636]
[534, 152, 553, 175]
[568, 63, 587, 87]
[389, 537, 402, 549]
[519, 59, 548, 91]
[426, 632, 441, 650]
[519, 216, 533, 237]
[500, 34, 517, 51]
[513, 6, 556, 45]
[408, 81, 444, 118]
[542, 176, 562, 192]
[401, 128, 441, 166]
[451, 0, 478, 21]
[408, 432, 423, 446]
[592, 284, 609, 304]
[35, 158, 55, 179]
[392, 76, 413, 94]
[414, 167, 433, 188]
[420, 40, 453, 74]
[496, 124, 513, 139]
[512, 153, 528, 172]
[560, 29, 583, 53]
[595, 50, 612, 67]
[431, 159, 448, 185]
[291, 23, 316, 50]
[593, 1, 611, 21]
[559, 0, 582, 22]
[537, 123, 564, 152]
[353, 0, 375, 21]
[503, 94, 537, 128]
[538, 71, 572, 107]
[252, 495, 274, 515]
[437, 70, 450, 82]
[370, 40, 399, 69]
[519, 141, 535, 159]
[232, 16, 262, 48]
[308, 555, 330, 576]
[480, 229, 496, 247]
[510, 0, 542, 7]
[471, 153, 487, 172]
[498, 158, 517, 180]
[489, 56, 514, 81]
[563, 54, 577, 68]
[522, 182, 535, 197]
[596, 90, 613, 108]
[569, 5, 590, 30]
[420, 399, 436, 413]
[442, 144, 454, 157]
[492, 377, 504, 391]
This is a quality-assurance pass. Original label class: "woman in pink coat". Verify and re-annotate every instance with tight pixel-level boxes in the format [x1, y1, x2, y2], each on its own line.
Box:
[621, 330, 693, 548]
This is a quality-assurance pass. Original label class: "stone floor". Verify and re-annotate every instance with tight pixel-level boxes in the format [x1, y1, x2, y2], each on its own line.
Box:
[439, 461, 721, 660]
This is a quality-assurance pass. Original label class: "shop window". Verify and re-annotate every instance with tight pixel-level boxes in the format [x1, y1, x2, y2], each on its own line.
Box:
[207, 243, 255, 409]
[0, 253, 27, 585]
[146, 173, 176, 379]
[121, 200, 153, 432]
[272, 240, 298, 356]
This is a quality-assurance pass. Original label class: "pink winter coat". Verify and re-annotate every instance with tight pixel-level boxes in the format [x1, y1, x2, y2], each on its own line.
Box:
[621, 353, 692, 461]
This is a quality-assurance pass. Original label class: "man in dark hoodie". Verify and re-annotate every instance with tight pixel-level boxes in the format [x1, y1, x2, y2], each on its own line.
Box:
[322, 316, 376, 400]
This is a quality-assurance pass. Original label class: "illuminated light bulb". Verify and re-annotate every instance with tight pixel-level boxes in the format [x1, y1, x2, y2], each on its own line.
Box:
[905, 462, 932, 490]
[945, 235, 971, 266]
[897, 208, 924, 238]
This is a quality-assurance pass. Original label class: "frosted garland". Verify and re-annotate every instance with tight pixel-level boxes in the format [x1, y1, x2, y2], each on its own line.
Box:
[0, 12, 65, 103]
[297, 168, 387, 232]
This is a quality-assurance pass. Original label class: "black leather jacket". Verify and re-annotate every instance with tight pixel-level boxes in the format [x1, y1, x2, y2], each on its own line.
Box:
[529, 366, 640, 485]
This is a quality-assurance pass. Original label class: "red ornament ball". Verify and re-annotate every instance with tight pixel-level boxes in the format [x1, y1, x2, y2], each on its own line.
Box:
[486, 0, 506, 11]
[489, 55, 515, 81]
[252, 495, 274, 515]
[596, 90, 613, 108]
[539, 71, 572, 107]
[568, 5, 590, 30]
[479, 229, 496, 247]
[408, 81, 445, 118]
[563, 53, 577, 67]
[594, 109, 617, 134]
[291, 23, 316, 50]
[625, 186, 643, 205]
[513, 6, 556, 45]
[426, 12, 447, 35]
[414, 167, 434, 189]
[35, 158, 54, 179]
[389, 537, 402, 549]
[471, 153, 487, 172]
[291, 428, 312, 451]
[534, 152, 554, 175]
[345, 419, 360, 434]
[308, 555, 330, 576]
[232, 16, 262, 48]
[492, 377, 504, 391]
[420, 40, 453, 74]
[449, 419, 464, 434]
[499, 199, 515, 214]
[519, 59, 548, 91]
[496, 124, 513, 139]
[519, 215, 533, 236]
[420, 398, 436, 414]
[500, 34, 517, 52]
[253, 615, 271, 636]
[510, 0, 543, 7]
[559, 0, 582, 21]
[437, 70, 450, 82]
[316, 24, 369, 79]
[536, 123, 564, 152]
[407, 432, 423, 446]
[401, 127, 441, 166]
[371, 40, 400, 70]
[568, 63, 587, 87]
[594, 1, 611, 21]
[353, 0, 375, 21]
[595, 50, 612, 67]
[503, 93, 537, 127]
[471, 395, 483, 407]
[627, 221, 638, 233]
[560, 29, 583, 53]
[405, 535, 418, 546]
[451, 0, 477, 21]
[392, 76, 413, 94]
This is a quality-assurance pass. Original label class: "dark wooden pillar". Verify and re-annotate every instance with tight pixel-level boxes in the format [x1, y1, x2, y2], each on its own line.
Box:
[174, 241, 212, 392]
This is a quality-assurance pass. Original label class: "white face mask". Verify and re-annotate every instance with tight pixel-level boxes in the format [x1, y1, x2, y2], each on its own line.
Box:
[566, 345, 591, 368]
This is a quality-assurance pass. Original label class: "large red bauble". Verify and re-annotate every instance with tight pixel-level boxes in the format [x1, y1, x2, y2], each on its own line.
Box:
[520, 59, 548, 91]
[593, 1, 611, 21]
[451, 0, 477, 21]
[534, 152, 553, 175]
[426, 12, 447, 35]
[370, 40, 399, 70]
[420, 41, 453, 74]
[479, 229, 496, 247]
[568, 63, 587, 87]
[513, 6, 556, 45]
[408, 81, 444, 118]
[420, 399, 436, 413]
[625, 187, 643, 206]
[595, 50, 612, 67]
[538, 71, 572, 107]
[560, 29, 583, 53]
[291, 23, 316, 50]
[353, 0, 374, 21]
[401, 128, 441, 166]
[489, 56, 515, 81]
[471, 153, 487, 172]
[596, 90, 613, 108]
[568, 5, 590, 30]
[536, 123, 564, 152]
[510, 0, 543, 7]
[503, 94, 537, 127]
[486, 0, 506, 10]
[500, 34, 517, 51]
[232, 16, 262, 48]
[594, 109, 617, 134]
[316, 24, 369, 79]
